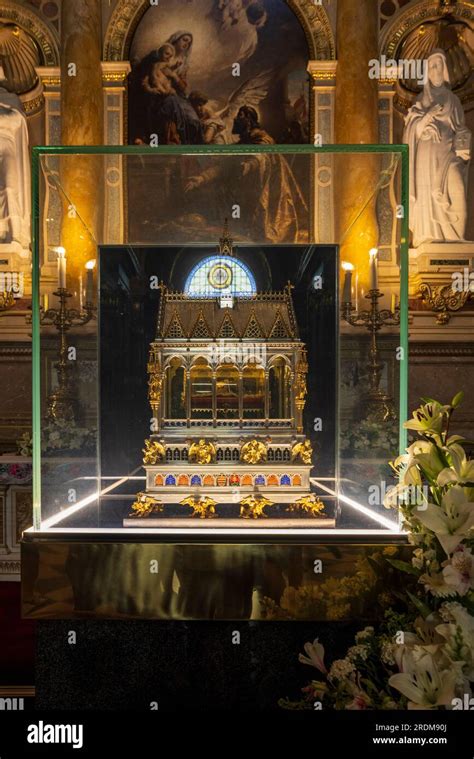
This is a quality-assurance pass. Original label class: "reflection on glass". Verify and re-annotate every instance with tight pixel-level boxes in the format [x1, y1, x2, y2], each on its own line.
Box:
[242, 363, 265, 419]
[269, 358, 291, 419]
[165, 358, 186, 419]
[216, 363, 239, 419]
[190, 358, 213, 419]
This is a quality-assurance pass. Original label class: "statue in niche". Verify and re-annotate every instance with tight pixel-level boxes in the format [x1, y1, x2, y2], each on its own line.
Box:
[0, 66, 30, 248]
[403, 49, 471, 247]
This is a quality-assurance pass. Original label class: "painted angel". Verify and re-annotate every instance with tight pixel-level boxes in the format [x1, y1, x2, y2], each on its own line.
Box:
[189, 69, 275, 144]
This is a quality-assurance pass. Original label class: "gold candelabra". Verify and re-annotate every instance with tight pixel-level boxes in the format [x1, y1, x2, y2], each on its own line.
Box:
[40, 288, 95, 420]
[342, 289, 400, 421]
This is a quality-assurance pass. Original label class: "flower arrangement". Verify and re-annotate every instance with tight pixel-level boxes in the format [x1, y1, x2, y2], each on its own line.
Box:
[340, 414, 399, 458]
[281, 393, 474, 710]
[261, 548, 412, 622]
[17, 420, 97, 457]
[16, 431, 33, 457]
[41, 418, 96, 455]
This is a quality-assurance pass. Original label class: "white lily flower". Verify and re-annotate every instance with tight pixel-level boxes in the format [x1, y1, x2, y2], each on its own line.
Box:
[438, 444, 474, 487]
[404, 401, 448, 437]
[389, 650, 457, 709]
[412, 441, 446, 481]
[416, 486, 474, 555]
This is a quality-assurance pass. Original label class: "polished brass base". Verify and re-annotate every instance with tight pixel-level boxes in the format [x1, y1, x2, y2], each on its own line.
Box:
[21, 534, 409, 621]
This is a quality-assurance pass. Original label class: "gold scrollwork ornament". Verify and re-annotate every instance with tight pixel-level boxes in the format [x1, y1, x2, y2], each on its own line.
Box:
[295, 349, 308, 403]
[240, 439, 267, 464]
[291, 439, 313, 465]
[188, 439, 217, 465]
[286, 494, 325, 517]
[239, 494, 273, 519]
[129, 492, 163, 518]
[180, 495, 217, 519]
[147, 350, 163, 414]
[142, 439, 166, 465]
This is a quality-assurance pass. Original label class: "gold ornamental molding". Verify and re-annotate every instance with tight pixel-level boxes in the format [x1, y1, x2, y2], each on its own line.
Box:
[288, 0, 335, 60]
[36, 66, 60, 89]
[380, 0, 474, 60]
[0, 0, 59, 66]
[101, 61, 132, 86]
[20, 79, 44, 115]
[21, 93, 43, 114]
[103, 0, 335, 62]
[307, 60, 337, 81]
[418, 282, 472, 325]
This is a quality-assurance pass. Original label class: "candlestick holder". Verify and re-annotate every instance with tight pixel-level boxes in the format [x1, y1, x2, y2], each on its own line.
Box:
[341, 289, 400, 422]
[39, 288, 96, 421]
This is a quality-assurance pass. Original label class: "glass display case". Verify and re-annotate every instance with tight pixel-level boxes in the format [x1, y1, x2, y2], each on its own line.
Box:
[29, 145, 409, 537]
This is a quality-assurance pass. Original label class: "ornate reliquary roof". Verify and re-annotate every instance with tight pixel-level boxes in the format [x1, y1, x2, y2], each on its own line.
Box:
[155, 284, 299, 341]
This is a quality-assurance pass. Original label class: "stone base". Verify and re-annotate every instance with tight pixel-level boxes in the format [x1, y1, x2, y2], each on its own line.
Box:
[410, 241, 474, 295]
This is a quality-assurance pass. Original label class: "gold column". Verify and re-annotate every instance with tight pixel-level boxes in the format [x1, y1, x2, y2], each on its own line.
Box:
[335, 0, 379, 289]
[60, 0, 104, 280]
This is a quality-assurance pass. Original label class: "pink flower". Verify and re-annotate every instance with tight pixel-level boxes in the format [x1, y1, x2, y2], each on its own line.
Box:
[298, 639, 327, 674]
[346, 687, 371, 710]
[442, 545, 474, 596]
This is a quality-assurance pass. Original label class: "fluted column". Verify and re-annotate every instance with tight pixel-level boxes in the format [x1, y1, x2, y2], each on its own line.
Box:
[60, 0, 103, 280]
[335, 0, 379, 288]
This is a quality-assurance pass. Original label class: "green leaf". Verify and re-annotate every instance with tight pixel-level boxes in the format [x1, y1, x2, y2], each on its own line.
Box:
[406, 590, 432, 618]
[451, 391, 464, 408]
[420, 397, 437, 405]
[386, 559, 420, 576]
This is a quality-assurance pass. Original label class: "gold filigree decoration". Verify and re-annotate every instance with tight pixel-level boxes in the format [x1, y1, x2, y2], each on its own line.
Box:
[269, 310, 291, 339]
[102, 71, 130, 83]
[240, 439, 267, 464]
[188, 439, 217, 465]
[142, 439, 165, 465]
[286, 494, 325, 517]
[295, 349, 308, 404]
[180, 495, 217, 519]
[418, 282, 471, 325]
[0, 290, 15, 311]
[240, 494, 273, 519]
[21, 94, 44, 114]
[129, 492, 163, 518]
[147, 346, 162, 415]
[291, 439, 313, 465]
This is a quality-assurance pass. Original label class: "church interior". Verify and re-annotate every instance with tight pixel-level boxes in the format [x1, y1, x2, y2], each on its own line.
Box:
[0, 0, 473, 722]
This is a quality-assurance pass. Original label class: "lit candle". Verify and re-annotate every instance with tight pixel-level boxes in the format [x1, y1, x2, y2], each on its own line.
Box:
[85, 259, 96, 303]
[56, 247, 66, 289]
[391, 293, 398, 313]
[342, 261, 354, 303]
[369, 248, 378, 291]
[354, 272, 359, 313]
[43, 293, 49, 312]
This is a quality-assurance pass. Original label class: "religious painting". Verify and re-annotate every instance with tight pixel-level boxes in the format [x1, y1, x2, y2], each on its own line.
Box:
[126, 0, 311, 244]
[98, 237, 338, 529]
[128, 0, 310, 146]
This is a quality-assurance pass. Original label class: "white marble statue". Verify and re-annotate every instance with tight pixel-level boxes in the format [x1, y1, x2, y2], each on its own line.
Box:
[403, 49, 471, 247]
[0, 68, 30, 248]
